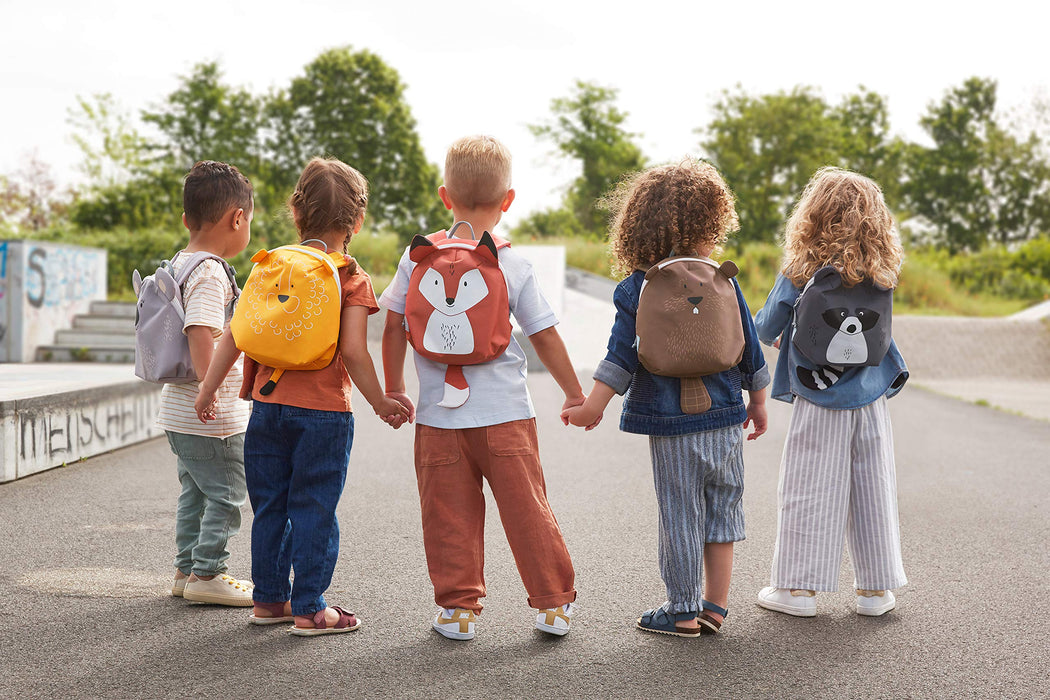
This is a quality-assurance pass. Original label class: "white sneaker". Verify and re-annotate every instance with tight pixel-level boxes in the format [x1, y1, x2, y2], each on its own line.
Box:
[856, 589, 896, 616]
[172, 572, 188, 598]
[433, 607, 476, 640]
[757, 587, 817, 617]
[535, 602, 573, 636]
[182, 574, 254, 606]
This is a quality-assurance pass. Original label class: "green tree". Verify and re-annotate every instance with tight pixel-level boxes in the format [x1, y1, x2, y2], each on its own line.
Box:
[905, 77, 1050, 251]
[830, 88, 909, 209]
[528, 80, 647, 237]
[266, 47, 445, 242]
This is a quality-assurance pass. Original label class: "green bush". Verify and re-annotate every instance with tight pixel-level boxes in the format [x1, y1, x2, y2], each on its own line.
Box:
[915, 237, 1050, 303]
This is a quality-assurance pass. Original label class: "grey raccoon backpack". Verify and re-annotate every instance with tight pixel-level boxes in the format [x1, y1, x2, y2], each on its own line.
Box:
[791, 265, 892, 367]
[132, 251, 239, 384]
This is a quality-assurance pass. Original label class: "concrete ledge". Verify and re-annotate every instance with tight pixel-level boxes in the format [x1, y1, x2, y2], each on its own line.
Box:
[1, 377, 163, 482]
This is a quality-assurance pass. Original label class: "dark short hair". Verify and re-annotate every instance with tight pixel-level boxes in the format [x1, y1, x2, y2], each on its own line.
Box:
[183, 161, 254, 230]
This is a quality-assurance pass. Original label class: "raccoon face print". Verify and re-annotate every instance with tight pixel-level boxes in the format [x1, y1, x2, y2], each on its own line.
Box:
[823, 307, 879, 365]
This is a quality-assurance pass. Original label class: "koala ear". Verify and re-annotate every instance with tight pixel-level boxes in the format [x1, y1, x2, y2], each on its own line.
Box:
[409, 235, 437, 263]
[155, 268, 177, 301]
[132, 269, 142, 295]
[718, 260, 739, 279]
[475, 231, 499, 264]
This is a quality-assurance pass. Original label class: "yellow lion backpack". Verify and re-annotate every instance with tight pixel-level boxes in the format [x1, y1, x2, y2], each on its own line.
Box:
[230, 239, 350, 395]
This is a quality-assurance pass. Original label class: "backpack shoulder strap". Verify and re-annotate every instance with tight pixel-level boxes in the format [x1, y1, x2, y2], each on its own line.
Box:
[173, 251, 239, 299]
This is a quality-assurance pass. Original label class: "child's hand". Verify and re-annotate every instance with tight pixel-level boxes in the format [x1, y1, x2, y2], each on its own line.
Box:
[744, 400, 768, 440]
[194, 391, 217, 423]
[374, 396, 411, 429]
[561, 401, 602, 431]
[772, 334, 782, 349]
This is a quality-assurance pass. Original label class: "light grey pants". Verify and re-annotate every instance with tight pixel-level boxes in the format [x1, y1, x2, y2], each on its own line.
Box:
[770, 396, 907, 592]
[649, 425, 746, 614]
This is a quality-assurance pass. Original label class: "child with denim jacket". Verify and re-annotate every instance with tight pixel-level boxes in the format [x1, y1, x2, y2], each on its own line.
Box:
[754, 167, 908, 618]
[563, 160, 769, 635]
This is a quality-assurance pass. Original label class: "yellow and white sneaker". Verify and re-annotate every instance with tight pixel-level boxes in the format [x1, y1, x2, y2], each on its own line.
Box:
[433, 607, 476, 640]
[535, 602, 573, 636]
[182, 574, 254, 606]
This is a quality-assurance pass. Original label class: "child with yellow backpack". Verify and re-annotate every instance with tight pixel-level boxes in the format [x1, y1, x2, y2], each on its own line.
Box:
[196, 157, 409, 636]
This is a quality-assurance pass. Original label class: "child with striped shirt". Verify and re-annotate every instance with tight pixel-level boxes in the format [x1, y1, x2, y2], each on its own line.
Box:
[157, 161, 255, 606]
[754, 167, 909, 618]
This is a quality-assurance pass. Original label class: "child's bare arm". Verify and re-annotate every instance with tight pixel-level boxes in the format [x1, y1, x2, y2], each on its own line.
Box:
[526, 326, 586, 411]
[380, 310, 415, 423]
[342, 306, 410, 427]
[744, 387, 768, 440]
[561, 380, 615, 430]
[194, 329, 240, 422]
[186, 325, 216, 381]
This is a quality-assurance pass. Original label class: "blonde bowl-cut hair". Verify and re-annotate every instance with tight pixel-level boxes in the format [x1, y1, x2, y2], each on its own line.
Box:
[782, 167, 903, 290]
[443, 135, 512, 209]
[606, 160, 739, 279]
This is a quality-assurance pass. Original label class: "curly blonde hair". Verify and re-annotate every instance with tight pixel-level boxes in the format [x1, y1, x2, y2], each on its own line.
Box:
[606, 160, 739, 278]
[782, 167, 903, 289]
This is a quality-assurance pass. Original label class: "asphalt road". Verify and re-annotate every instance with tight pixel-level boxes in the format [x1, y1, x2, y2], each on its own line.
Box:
[1, 373, 1048, 699]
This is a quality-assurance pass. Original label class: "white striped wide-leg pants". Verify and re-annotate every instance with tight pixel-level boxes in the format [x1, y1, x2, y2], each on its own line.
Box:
[649, 426, 746, 613]
[770, 396, 907, 592]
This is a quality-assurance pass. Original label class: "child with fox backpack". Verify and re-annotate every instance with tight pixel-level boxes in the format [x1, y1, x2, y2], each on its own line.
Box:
[563, 161, 769, 636]
[380, 135, 583, 640]
[159, 160, 255, 607]
[196, 157, 409, 636]
[754, 167, 909, 619]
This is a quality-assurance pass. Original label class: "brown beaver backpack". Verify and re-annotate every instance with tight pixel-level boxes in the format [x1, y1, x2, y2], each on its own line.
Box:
[635, 256, 745, 414]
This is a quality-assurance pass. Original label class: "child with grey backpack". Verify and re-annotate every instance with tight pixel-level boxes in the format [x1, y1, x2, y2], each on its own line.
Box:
[151, 161, 255, 606]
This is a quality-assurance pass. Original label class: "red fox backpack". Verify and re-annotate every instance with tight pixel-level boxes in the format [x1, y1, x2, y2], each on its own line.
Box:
[634, 255, 745, 414]
[230, 239, 351, 395]
[791, 265, 892, 368]
[403, 221, 512, 409]
[132, 251, 239, 384]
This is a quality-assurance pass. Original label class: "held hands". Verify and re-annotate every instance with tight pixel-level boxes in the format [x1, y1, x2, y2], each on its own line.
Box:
[376, 392, 414, 429]
[560, 395, 602, 431]
[194, 390, 218, 423]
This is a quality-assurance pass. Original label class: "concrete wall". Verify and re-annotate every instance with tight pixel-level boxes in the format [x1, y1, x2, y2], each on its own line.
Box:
[0, 240, 107, 362]
[0, 381, 163, 482]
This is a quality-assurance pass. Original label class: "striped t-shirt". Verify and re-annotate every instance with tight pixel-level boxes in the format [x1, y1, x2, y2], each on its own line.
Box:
[156, 254, 250, 438]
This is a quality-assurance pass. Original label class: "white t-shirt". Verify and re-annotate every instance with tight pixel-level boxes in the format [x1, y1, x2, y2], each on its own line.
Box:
[156, 254, 250, 439]
[379, 242, 558, 429]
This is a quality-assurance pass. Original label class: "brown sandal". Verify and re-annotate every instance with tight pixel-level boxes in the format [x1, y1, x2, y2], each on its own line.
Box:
[290, 605, 361, 636]
[698, 600, 728, 634]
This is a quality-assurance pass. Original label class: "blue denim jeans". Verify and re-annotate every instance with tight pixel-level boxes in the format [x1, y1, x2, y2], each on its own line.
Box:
[244, 402, 354, 617]
[166, 431, 247, 577]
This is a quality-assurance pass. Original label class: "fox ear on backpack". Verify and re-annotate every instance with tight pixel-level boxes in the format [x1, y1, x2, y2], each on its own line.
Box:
[476, 232, 499, 263]
[409, 235, 437, 263]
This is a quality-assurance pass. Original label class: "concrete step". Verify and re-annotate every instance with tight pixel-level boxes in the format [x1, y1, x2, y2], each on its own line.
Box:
[73, 315, 136, 331]
[55, 330, 136, 346]
[35, 345, 137, 363]
[90, 301, 137, 318]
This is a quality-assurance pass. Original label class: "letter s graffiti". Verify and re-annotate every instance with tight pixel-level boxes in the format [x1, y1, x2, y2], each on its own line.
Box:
[26, 247, 46, 308]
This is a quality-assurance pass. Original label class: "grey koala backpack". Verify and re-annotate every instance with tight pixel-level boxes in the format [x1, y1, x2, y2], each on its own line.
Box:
[792, 265, 892, 367]
[132, 252, 239, 384]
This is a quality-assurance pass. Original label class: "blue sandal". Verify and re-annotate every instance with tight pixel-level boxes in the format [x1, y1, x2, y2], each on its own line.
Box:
[698, 599, 728, 634]
[636, 607, 702, 637]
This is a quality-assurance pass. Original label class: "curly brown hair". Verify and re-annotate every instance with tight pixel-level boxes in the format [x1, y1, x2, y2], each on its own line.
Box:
[606, 160, 739, 278]
[289, 157, 369, 253]
[782, 167, 903, 289]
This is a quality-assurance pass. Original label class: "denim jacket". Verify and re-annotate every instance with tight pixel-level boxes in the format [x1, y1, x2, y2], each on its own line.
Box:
[755, 273, 908, 409]
[593, 270, 770, 436]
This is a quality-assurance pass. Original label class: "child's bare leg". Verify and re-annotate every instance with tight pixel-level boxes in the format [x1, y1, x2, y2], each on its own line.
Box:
[702, 542, 734, 623]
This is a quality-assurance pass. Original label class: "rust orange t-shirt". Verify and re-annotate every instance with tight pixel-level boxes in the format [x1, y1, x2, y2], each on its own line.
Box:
[240, 258, 379, 412]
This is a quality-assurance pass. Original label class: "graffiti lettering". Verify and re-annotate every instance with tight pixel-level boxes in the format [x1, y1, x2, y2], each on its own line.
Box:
[26, 247, 47, 308]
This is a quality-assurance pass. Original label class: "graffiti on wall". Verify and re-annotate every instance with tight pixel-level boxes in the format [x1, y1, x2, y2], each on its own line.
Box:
[22, 245, 103, 309]
[16, 391, 162, 465]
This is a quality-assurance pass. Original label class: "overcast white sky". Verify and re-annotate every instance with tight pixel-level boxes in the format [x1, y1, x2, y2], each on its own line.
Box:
[2, 0, 1047, 228]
